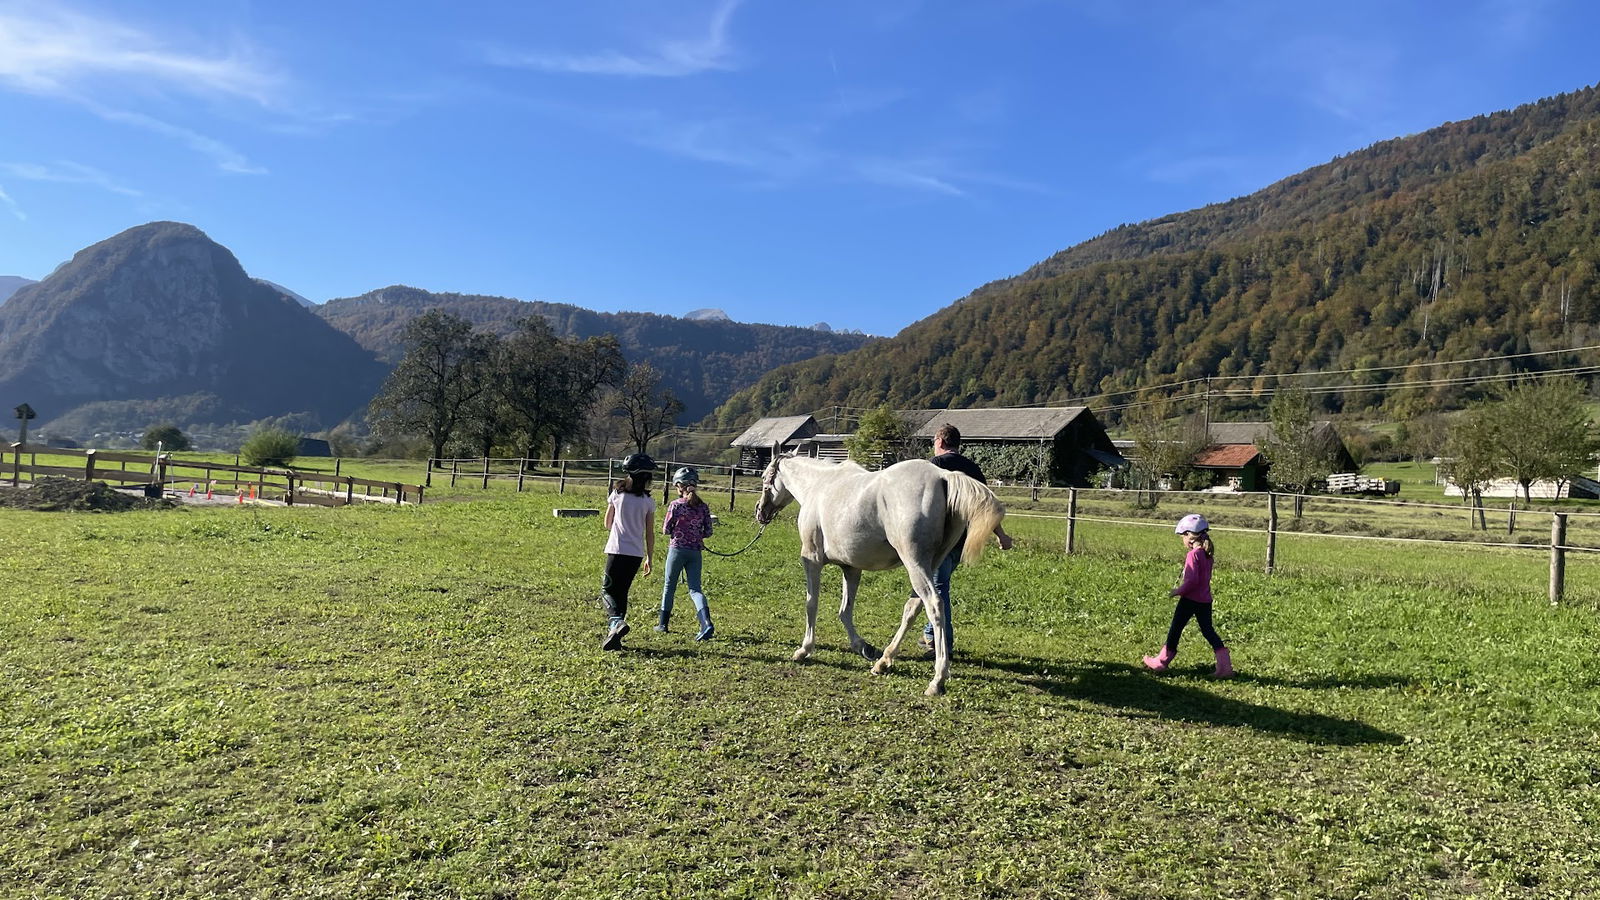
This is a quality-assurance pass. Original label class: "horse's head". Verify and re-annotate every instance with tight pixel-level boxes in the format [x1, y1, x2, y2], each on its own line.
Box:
[754, 454, 793, 525]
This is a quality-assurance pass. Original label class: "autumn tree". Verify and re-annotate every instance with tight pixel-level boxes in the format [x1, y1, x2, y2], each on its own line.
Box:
[367, 310, 498, 461]
[845, 405, 914, 469]
[1261, 386, 1338, 515]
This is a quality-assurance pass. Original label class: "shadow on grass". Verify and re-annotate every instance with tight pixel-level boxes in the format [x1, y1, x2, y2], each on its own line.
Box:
[975, 656, 1407, 746]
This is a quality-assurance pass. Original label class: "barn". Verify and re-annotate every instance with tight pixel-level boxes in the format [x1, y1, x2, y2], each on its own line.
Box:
[901, 407, 1124, 487]
[732, 407, 1124, 486]
[729, 415, 819, 471]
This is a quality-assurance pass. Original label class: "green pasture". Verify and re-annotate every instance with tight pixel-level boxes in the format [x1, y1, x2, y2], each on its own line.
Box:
[3, 483, 1600, 898]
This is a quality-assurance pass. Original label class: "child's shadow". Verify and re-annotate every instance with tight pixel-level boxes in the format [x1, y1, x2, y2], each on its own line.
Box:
[973, 655, 1407, 747]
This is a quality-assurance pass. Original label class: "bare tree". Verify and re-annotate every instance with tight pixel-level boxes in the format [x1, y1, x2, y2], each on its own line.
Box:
[613, 362, 684, 455]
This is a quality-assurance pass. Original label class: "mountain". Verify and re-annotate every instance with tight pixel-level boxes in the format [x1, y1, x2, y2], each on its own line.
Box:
[315, 286, 876, 420]
[685, 308, 731, 321]
[712, 82, 1600, 429]
[0, 222, 386, 433]
[0, 276, 36, 306]
[257, 278, 316, 308]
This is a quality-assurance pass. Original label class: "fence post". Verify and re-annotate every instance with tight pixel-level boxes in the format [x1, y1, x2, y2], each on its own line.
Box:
[286, 473, 295, 506]
[517, 457, 526, 493]
[1550, 513, 1567, 606]
[560, 460, 567, 494]
[424, 458, 433, 488]
[729, 468, 738, 512]
[84, 448, 97, 482]
[1065, 488, 1078, 554]
[1507, 501, 1516, 535]
[450, 459, 459, 488]
[9, 442, 18, 486]
[482, 457, 491, 490]
[1266, 492, 1279, 574]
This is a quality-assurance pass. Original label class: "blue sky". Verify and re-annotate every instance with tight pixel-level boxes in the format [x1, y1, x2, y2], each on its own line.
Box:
[1, 1, 1597, 336]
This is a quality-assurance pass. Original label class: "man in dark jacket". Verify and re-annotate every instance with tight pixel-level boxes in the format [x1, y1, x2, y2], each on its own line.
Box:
[920, 423, 1012, 653]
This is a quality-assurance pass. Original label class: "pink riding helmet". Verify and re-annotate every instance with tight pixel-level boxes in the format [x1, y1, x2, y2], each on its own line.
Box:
[1174, 513, 1209, 534]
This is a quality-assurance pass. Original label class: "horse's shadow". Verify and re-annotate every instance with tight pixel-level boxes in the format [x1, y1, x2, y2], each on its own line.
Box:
[970, 655, 1407, 747]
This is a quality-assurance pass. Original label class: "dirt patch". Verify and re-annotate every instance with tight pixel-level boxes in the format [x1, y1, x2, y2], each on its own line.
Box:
[0, 477, 178, 512]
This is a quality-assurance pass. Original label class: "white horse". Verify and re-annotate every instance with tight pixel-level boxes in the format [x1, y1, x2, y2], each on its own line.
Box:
[754, 454, 1007, 696]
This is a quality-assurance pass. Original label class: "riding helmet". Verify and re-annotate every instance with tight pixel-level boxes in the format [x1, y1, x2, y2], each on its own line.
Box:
[672, 466, 700, 486]
[1174, 513, 1210, 534]
[621, 452, 656, 473]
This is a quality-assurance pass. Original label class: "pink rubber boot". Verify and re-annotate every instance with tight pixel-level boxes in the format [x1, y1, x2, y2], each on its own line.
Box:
[1212, 646, 1234, 679]
[1142, 646, 1175, 673]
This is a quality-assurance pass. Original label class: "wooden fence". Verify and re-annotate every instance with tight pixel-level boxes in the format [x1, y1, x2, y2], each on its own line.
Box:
[5, 443, 424, 506]
[428, 456, 752, 510]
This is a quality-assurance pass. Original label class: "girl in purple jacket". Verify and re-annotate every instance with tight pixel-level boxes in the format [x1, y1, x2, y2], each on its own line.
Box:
[1142, 513, 1233, 678]
[658, 466, 716, 640]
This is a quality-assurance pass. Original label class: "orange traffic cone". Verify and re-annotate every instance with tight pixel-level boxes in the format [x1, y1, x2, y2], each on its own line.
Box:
[205, 483, 213, 500]
[249, 485, 257, 500]
[188, 483, 197, 497]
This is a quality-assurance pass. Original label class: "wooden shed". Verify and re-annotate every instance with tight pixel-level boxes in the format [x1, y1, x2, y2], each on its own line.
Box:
[730, 415, 819, 471]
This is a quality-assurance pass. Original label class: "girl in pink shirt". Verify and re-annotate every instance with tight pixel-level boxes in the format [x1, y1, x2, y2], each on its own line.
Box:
[1142, 513, 1233, 678]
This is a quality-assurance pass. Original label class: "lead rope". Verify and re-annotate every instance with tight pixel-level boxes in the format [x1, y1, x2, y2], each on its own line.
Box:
[703, 520, 768, 558]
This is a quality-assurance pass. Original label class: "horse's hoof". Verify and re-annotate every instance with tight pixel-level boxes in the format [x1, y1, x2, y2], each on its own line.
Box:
[792, 648, 810, 662]
[870, 660, 891, 676]
[924, 682, 946, 697]
[857, 642, 880, 661]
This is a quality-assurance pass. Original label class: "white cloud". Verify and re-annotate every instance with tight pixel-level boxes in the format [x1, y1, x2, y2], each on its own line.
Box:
[0, 160, 141, 196]
[486, 0, 743, 77]
[0, 183, 24, 220]
[0, 3, 282, 103]
[87, 104, 266, 175]
[0, 3, 278, 173]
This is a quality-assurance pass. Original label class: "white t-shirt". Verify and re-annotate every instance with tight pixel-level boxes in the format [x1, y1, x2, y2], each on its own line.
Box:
[604, 491, 656, 557]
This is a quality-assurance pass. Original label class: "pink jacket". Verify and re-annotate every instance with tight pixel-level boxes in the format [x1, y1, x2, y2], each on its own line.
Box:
[1172, 546, 1214, 604]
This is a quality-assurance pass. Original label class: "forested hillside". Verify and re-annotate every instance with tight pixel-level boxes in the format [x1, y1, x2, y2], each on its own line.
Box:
[317, 286, 875, 421]
[713, 83, 1600, 430]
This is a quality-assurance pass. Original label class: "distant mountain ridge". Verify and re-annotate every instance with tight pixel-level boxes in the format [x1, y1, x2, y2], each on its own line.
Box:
[316, 286, 876, 420]
[0, 222, 386, 432]
[713, 81, 1600, 428]
[0, 275, 36, 305]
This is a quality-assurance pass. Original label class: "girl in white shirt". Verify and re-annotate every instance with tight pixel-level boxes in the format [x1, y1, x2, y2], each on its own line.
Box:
[600, 454, 657, 651]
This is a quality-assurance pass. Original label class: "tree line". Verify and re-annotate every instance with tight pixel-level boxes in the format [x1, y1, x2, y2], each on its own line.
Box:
[365, 310, 684, 462]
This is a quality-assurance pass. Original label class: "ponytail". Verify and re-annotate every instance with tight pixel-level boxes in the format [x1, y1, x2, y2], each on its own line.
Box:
[1196, 531, 1215, 560]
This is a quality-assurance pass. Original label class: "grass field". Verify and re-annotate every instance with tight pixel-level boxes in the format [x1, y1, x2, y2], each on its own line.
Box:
[3, 483, 1600, 898]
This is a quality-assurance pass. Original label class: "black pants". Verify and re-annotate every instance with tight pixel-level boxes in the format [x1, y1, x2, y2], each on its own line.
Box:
[1164, 597, 1224, 652]
[602, 554, 644, 620]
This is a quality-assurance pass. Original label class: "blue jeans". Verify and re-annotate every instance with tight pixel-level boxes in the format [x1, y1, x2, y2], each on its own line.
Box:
[660, 546, 707, 617]
[921, 548, 961, 649]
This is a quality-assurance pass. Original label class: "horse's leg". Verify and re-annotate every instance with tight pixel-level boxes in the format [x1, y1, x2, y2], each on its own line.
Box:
[926, 599, 951, 697]
[836, 567, 878, 661]
[793, 559, 823, 662]
[874, 562, 938, 674]
[871, 593, 925, 676]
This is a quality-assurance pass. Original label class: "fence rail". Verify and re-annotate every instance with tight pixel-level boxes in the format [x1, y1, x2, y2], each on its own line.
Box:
[5, 443, 424, 505]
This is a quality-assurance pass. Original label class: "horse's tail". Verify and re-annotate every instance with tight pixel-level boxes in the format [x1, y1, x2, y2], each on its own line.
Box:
[942, 470, 1006, 563]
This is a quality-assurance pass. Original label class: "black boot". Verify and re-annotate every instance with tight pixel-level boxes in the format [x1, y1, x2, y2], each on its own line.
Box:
[655, 608, 671, 632]
[695, 606, 715, 642]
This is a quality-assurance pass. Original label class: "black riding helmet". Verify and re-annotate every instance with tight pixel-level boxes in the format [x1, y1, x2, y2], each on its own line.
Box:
[621, 452, 656, 473]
